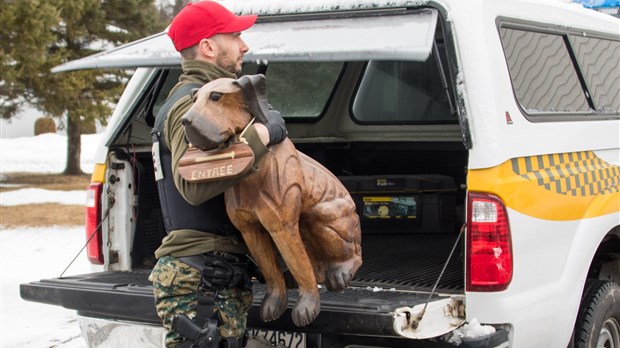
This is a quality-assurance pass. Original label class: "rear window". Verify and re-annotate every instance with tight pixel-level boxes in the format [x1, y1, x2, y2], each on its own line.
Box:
[152, 63, 343, 120]
[243, 62, 343, 119]
[264, 62, 343, 118]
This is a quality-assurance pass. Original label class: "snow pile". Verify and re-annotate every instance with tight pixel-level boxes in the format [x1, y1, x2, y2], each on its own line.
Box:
[366, 286, 397, 292]
[445, 318, 496, 345]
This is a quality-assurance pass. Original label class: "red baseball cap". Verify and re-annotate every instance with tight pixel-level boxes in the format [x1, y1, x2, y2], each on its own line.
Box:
[167, 1, 257, 52]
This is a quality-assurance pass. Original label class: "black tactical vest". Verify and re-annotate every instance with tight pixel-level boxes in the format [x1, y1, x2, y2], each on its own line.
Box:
[151, 83, 238, 236]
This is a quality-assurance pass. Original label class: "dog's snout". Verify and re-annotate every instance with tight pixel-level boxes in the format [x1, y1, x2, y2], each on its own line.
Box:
[181, 109, 222, 151]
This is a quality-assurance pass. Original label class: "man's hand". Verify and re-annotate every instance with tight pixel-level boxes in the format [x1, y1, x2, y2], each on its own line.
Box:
[201, 255, 253, 291]
[255, 109, 287, 147]
[201, 257, 234, 290]
[253, 123, 271, 146]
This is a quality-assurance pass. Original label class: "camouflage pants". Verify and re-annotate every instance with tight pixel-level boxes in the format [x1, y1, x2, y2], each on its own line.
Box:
[149, 255, 253, 348]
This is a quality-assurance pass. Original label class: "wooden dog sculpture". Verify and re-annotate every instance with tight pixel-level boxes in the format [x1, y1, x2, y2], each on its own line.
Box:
[180, 74, 362, 327]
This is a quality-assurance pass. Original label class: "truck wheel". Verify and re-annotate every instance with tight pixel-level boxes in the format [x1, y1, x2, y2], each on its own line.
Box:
[573, 279, 620, 348]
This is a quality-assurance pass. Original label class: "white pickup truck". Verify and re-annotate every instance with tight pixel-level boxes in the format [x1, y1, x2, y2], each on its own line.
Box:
[21, 1, 620, 347]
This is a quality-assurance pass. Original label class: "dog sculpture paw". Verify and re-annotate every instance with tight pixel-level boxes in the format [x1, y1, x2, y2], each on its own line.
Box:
[292, 291, 321, 327]
[260, 290, 288, 322]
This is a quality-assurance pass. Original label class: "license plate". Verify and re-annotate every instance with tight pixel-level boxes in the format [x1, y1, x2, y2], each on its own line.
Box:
[247, 329, 306, 348]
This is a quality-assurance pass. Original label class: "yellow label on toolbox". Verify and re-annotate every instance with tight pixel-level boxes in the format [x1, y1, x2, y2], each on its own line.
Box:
[363, 196, 417, 219]
[363, 196, 396, 202]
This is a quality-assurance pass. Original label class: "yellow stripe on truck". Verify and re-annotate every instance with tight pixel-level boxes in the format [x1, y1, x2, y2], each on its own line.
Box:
[468, 151, 620, 221]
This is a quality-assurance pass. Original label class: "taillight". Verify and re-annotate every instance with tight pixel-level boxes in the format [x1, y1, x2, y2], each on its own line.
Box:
[466, 192, 513, 291]
[85, 182, 104, 265]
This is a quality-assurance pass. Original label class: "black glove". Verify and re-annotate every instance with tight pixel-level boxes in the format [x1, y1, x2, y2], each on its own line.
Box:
[258, 108, 287, 146]
[201, 256, 252, 291]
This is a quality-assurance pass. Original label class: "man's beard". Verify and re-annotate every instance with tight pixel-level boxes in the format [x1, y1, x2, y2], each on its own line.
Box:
[216, 51, 241, 75]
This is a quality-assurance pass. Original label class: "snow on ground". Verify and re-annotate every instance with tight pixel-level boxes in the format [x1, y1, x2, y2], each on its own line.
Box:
[0, 133, 100, 175]
[1, 133, 102, 348]
[1, 227, 94, 348]
[0, 189, 87, 206]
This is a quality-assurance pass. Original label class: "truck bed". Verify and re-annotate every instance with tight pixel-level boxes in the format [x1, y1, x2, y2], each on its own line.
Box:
[20, 233, 463, 336]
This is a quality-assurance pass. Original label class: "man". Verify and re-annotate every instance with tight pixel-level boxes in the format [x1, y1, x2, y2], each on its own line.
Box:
[148, 2, 287, 347]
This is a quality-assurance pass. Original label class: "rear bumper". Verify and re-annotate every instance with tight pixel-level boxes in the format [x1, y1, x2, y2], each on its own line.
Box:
[75, 315, 509, 348]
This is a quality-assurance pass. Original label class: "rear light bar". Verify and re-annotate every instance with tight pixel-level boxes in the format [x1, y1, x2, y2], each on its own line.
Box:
[466, 192, 513, 291]
[85, 182, 104, 265]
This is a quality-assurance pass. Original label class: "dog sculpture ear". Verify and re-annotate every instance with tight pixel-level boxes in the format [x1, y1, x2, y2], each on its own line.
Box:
[234, 74, 270, 123]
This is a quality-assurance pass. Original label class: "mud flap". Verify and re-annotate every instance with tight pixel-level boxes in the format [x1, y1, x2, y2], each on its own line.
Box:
[393, 297, 465, 339]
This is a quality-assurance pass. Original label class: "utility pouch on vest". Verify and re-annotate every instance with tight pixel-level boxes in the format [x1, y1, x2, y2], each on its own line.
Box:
[178, 142, 255, 183]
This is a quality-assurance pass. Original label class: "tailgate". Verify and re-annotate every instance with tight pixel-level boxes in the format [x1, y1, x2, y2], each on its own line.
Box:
[20, 271, 461, 338]
[20, 234, 466, 338]
[19, 270, 160, 324]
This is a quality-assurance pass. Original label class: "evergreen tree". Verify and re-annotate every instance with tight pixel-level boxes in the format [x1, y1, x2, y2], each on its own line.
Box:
[0, 0, 166, 174]
[0, 1, 60, 119]
[156, 0, 192, 24]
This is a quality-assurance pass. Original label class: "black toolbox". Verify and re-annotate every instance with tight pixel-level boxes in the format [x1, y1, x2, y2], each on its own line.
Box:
[338, 175, 457, 234]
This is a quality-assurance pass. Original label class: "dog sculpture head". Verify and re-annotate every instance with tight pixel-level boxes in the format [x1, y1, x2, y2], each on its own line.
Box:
[181, 74, 271, 151]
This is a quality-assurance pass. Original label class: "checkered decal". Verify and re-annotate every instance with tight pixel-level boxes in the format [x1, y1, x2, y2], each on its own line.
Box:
[511, 151, 620, 196]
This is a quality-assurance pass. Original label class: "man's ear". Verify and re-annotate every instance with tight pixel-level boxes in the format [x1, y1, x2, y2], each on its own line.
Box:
[234, 74, 270, 123]
[198, 38, 216, 59]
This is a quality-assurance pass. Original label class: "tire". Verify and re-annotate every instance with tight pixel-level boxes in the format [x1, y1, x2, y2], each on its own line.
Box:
[573, 279, 620, 348]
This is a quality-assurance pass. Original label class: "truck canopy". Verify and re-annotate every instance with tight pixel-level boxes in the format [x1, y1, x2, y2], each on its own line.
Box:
[52, 9, 437, 73]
